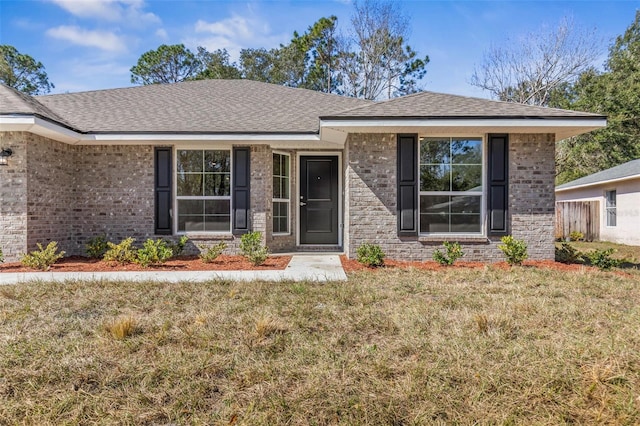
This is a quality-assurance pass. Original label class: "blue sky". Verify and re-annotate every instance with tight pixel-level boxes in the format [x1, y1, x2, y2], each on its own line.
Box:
[1, 0, 638, 97]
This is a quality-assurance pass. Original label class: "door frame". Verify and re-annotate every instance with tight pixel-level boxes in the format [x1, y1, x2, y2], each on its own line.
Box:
[296, 151, 343, 247]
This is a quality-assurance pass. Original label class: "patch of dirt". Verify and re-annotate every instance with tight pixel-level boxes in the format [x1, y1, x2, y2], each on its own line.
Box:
[0, 255, 291, 273]
[340, 255, 602, 273]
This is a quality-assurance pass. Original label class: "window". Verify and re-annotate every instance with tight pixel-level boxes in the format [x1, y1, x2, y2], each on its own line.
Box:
[176, 149, 231, 232]
[419, 137, 483, 234]
[605, 190, 616, 227]
[272, 153, 290, 234]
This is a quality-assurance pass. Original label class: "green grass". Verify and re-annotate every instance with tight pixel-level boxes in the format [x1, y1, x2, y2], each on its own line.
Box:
[557, 241, 640, 268]
[1, 266, 640, 424]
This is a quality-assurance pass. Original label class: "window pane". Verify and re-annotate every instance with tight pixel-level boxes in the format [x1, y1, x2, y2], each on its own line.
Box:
[420, 214, 449, 233]
[282, 177, 289, 199]
[273, 176, 281, 199]
[204, 200, 230, 215]
[450, 195, 481, 214]
[178, 199, 203, 215]
[606, 191, 616, 207]
[204, 174, 230, 196]
[177, 150, 203, 172]
[204, 151, 230, 173]
[420, 195, 450, 214]
[283, 156, 290, 176]
[451, 138, 482, 164]
[177, 174, 203, 196]
[272, 201, 289, 233]
[607, 210, 617, 227]
[204, 216, 230, 232]
[451, 165, 482, 191]
[451, 214, 481, 233]
[178, 216, 205, 232]
[273, 154, 281, 176]
[420, 138, 450, 164]
[420, 165, 450, 191]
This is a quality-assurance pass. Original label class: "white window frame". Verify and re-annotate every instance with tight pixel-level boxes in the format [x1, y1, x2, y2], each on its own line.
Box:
[605, 189, 617, 227]
[418, 136, 486, 236]
[174, 147, 233, 235]
[272, 151, 291, 236]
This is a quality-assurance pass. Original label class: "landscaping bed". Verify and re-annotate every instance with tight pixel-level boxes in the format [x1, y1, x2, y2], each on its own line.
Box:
[0, 255, 291, 273]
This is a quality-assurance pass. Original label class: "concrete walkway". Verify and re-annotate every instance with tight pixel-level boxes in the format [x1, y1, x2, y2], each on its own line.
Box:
[0, 254, 347, 285]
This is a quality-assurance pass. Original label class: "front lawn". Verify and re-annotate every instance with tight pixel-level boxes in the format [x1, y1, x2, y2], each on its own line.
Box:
[1, 267, 639, 424]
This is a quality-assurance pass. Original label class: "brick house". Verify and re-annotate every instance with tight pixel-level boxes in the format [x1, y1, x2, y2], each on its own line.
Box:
[0, 80, 605, 262]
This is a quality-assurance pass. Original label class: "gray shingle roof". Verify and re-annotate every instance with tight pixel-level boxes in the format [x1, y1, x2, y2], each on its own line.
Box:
[556, 159, 640, 190]
[0, 84, 72, 128]
[324, 90, 604, 119]
[34, 79, 372, 134]
[1, 79, 605, 135]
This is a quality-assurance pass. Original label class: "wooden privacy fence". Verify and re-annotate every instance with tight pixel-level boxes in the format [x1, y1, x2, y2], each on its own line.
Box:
[555, 201, 600, 241]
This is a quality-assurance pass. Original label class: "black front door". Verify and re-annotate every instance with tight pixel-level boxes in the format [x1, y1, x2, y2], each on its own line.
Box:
[300, 156, 339, 245]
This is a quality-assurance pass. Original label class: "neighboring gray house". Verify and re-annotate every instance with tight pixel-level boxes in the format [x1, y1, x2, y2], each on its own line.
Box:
[0, 80, 606, 262]
[556, 159, 640, 246]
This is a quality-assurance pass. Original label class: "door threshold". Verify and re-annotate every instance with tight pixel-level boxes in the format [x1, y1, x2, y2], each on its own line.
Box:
[296, 245, 343, 253]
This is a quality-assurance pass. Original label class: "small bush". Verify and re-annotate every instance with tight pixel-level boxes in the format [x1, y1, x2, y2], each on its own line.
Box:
[103, 237, 136, 265]
[199, 242, 227, 263]
[0, 247, 3, 263]
[433, 241, 464, 266]
[20, 242, 65, 271]
[569, 231, 585, 242]
[586, 248, 621, 271]
[169, 235, 189, 257]
[240, 231, 269, 266]
[86, 235, 109, 259]
[555, 242, 583, 264]
[498, 235, 528, 266]
[356, 242, 385, 267]
[135, 238, 173, 267]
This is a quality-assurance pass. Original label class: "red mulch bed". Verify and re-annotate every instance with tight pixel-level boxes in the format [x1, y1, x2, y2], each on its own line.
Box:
[0, 255, 291, 273]
[340, 255, 600, 273]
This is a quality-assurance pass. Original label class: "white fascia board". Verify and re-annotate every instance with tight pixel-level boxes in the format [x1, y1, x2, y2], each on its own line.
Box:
[320, 118, 607, 129]
[555, 175, 640, 192]
[0, 115, 81, 143]
[86, 133, 320, 142]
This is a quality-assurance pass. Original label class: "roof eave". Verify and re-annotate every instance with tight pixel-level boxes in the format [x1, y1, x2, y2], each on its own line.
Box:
[319, 116, 607, 142]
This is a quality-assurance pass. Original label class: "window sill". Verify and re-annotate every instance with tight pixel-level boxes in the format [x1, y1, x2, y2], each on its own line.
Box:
[418, 235, 490, 244]
[178, 233, 235, 240]
[273, 232, 292, 237]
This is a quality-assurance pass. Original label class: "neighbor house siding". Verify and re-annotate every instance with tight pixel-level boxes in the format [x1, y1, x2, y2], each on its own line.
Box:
[0, 132, 28, 261]
[556, 178, 640, 246]
[344, 132, 556, 261]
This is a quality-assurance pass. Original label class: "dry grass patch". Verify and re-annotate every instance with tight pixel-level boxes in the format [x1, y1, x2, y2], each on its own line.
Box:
[0, 267, 639, 424]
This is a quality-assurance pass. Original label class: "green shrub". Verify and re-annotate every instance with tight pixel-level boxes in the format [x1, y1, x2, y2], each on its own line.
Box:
[498, 235, 528, 266]
[169, 235, 189, 257]
[103, 237, 137, 265]
[20, 242, 65, 271]
[86, 235, 109, 259]
[0, 247, 3, 263]
[356, 242, 385, 267]
[433, 241, 464, 266]
[135, 239, 173, 268]
[569, 231, 585, 242]
[586, 248, 621, 271]
[199, 242, 227, 263]
[239, 231, 269, 266]
[555, 242, 583, 264]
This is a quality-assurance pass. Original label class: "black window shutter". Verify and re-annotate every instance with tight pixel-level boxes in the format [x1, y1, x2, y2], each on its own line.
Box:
[232, 147, 251, 235]
[397, 134, 418, 237]
[154, 147, 172, 235]
[488, 134, 509, 235]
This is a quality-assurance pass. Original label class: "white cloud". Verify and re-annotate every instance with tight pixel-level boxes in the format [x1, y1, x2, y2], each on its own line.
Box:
[49, 0, 160, 25]
[187, 13, 287, 60]
[155, 28, 168, 40]
[46, 25, 127, 52]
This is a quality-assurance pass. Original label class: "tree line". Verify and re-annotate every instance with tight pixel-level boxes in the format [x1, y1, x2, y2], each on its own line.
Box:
[1, 5, 638, 183]
[130, 1, 429, 100]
